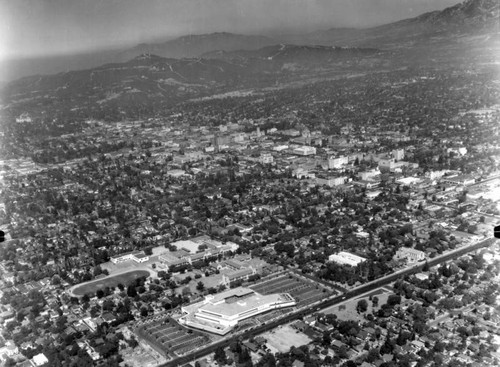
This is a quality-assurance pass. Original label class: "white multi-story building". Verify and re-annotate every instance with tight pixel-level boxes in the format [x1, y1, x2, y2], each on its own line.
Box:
[328, 251, 366, 267]
[260, 152, 274, 164]
[392, 149, 405, 161]
[394, 247, 425, 263]
[179, 288, 296, 335]
[328, 156, 349, 169]
[292, 146, 316, 156]
[110, 251, 149, 264]
[379, 157, 395, 170]
[359, 168, 380, 181]
[316, 176, 346, 187]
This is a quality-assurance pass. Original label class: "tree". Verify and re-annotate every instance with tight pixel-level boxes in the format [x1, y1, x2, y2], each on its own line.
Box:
[422, 261, 430, 272]
[127, 285, 137, 297]
[258, 353, 276, 367]
[51, 274, 61, 286]
[356, 299, 368, 313]
[366, 348, 380, 363]
[127, 337, 139, 349]
[239, 347, 251, 364]
[196, 281, 205, 292]
[322, 331, 332, 346]
[214, 346, 227, 365]
[337, 345, 349, 359]
[387, 294, 401, 306]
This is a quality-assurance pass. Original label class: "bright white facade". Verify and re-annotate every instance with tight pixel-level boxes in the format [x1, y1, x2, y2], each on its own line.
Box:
[260, 152, 274, 164]
[292, 146, 316, 156]
[32, 353, 49, 366]
[396, 177, 422, 186]
[316, 176, 346, 187]
[394, 247, 425, 262]
[110, 251, 149, 264]
[359, 169, 380, 181]
[179, 288, 295, 335]
[273, 145, 289, 151]
[392, 149, 405, 161]
[328, 156, 348, 169]
[328, 251, 366, 267]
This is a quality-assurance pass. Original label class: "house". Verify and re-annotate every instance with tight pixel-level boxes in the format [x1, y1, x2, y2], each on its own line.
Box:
[243, 341, 259, 353]
[101, 312, 117, 323]
[331, 339, 347, 351]
[0, 340, 18, 359]
[32, 353, 49, 366]
[292, 320, 309, 332]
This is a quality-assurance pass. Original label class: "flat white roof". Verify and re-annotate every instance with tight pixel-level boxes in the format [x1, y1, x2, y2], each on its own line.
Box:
[329, 251, 366, 266]
[183, 287, 293, 319]
[171, 240, 200, 254]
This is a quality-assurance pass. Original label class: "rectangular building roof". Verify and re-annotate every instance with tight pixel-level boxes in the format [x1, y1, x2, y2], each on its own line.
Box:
[200, 291, 285, 319]
[171, 240, 200, 254]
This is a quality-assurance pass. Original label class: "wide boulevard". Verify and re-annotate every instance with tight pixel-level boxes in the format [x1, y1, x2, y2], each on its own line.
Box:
[159, 237, 496, 367]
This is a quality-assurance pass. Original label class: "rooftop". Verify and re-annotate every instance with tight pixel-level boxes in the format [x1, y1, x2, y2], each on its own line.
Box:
[183, 287, 294, 319]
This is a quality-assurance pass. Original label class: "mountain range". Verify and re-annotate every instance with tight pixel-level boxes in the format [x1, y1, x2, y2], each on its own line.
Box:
[284, 0, 499, 47]
[0, 0, 498, 122]
[1, 0, 498, 83]
[0, 44, 386, 121]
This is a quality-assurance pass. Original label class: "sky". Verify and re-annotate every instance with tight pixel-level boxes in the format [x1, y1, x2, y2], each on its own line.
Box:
[0, 0, 460, 61]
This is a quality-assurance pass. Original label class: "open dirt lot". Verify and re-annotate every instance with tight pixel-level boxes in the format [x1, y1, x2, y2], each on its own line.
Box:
[261, 324, 312, 353]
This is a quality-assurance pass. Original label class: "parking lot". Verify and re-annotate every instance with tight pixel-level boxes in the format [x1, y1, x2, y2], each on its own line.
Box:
[135, 314, 212, 357]
[250, 273, 334, 308]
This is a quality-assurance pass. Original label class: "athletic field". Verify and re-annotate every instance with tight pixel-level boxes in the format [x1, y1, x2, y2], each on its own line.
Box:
[71, 270, 150, 296]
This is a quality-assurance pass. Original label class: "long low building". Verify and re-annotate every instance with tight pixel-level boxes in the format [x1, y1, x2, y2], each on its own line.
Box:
[110, 251, 149, 264]
[394, 247, 425, 263]
[179, 288, 296, 335]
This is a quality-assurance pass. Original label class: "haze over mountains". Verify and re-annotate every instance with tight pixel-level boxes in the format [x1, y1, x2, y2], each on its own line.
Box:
[1, 0, 498, 84]
[286, 0, 499, 47]
[1, 44, 387, 122]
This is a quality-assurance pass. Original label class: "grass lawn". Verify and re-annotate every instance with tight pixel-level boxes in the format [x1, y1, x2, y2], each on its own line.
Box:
[72, 270, 150, 296]
[323, 289, 392, 322]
